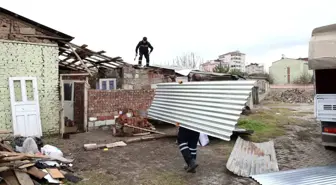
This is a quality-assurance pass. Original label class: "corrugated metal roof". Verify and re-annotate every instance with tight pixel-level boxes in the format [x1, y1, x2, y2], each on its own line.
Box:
[251, 165, 336, 185]
[226, 137, 279, 177]
[148, 80, 255, 140]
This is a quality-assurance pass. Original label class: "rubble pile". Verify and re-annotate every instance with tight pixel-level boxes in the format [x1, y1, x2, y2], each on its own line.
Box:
[113, 109, 155, 137]
[0, 133, 80, 184]
[265, 89, 314, 103]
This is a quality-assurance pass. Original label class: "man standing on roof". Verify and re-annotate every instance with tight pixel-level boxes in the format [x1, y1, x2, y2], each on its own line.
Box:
[135, 37, 154, 67]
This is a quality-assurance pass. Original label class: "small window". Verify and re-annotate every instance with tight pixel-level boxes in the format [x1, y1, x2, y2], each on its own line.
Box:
[98, 78, 116, 90]
[64, 83, 73, 101]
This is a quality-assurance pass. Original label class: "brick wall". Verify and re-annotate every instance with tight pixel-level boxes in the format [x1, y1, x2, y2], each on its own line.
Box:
[88, 89, 155, 119]
[0, 13, 54, 44]
[0, 40, 59, 134]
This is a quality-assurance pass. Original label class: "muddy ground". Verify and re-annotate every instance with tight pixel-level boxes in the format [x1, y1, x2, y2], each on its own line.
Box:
[45, 103, 336, 185]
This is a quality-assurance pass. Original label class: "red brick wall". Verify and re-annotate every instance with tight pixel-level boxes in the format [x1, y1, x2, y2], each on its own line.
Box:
[88, 89, 155, 118]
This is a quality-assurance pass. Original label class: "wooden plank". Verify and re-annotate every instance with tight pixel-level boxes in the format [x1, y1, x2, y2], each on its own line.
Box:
[0, 130, 10, 134]
[21, 34, 70, 41]
[106, 141, 127, 148]
[27, 167, 47, 179]
[0, 142, 14, 152]
[1, 170, 20, 185]
[67, 44, 92, 76]
[124, 124, 166, 135]
[18, 163, 35, 169]
[14, 170, 34, 185]
[47, 168, 64, 179]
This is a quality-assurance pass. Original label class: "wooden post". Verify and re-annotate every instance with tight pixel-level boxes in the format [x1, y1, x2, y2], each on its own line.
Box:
[84, 76, 89, 132]
[60, 76, 65, 138]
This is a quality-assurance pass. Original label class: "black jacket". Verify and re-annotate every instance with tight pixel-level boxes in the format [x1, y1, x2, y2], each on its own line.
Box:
[135, 41, 154, 54]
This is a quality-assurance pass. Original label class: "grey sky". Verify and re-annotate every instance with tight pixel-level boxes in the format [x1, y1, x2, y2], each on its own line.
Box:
[2, 0, 336, 70]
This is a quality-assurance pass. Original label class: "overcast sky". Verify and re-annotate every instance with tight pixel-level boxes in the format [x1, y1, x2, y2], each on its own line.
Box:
[2, 0, 336, 70]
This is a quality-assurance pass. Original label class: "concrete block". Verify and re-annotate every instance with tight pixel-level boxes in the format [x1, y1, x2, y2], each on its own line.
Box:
[124, 73, 133, 79]
[88, 121, 95, 128]
[20, 28, 36, 35]
[106, 119, 115, 125]
[95, 121, 106, 127]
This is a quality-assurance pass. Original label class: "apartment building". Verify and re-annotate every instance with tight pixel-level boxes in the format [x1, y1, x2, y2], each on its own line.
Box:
[201, 59, 229, 72]
[218, 50, 246, 72]
[245, 63, 264, 74]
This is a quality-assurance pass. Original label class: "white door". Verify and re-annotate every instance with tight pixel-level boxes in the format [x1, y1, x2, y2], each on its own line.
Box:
[63, 81, 74, 120]
[9, 77, 42, 137]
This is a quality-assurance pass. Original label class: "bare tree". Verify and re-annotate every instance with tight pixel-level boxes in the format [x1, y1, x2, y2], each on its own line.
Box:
[171, 52, 204, 69]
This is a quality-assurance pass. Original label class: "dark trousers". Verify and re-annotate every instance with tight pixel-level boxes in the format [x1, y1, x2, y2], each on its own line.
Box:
[177, 127, 200, 163]
[138, 52, 150, 66]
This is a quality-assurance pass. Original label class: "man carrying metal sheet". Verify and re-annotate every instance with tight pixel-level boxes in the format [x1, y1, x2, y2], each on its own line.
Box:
[177, 73, 201, 173]
[178, 126, 200, 173]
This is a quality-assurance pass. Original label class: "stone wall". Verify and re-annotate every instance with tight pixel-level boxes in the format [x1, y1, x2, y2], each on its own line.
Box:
[122, 66, 174, 90]
[88, 89, 155, 120]
[0, 40, 59, 134]
[0, 13, 55, 44]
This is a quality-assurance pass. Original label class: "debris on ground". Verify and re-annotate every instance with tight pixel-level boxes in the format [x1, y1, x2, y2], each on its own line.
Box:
[113, 109, 157, 137]
[251, 165, 336, 185]
[226, 137, 279, 177]
[264, 89, 314, 103]
[84, 141, 127, 151]
[0, 136, 80, 185]
[198, 133, 209, 146]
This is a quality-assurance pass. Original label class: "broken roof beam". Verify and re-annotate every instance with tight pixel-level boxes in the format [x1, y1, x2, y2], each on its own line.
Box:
[66, 43, 92, 76]
[66, 42, 125, 65]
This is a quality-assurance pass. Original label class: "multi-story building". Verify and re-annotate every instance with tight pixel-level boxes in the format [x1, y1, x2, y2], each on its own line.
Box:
[245, 63, 264, 74]
[201, 59, 229, 72]
[218, 50, 246, 72]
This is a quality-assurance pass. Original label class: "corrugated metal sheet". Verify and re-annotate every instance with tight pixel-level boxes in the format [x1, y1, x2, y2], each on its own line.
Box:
[148, 80, 255, 140]
[251, 165, 336, 185]
[226, 137, 279, 177]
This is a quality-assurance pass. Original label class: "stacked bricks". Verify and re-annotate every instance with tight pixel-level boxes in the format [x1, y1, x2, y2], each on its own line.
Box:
[88, 89, 155, 118]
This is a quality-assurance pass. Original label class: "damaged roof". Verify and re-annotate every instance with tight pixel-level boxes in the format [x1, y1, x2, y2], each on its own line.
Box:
[59, 42, 128, 72]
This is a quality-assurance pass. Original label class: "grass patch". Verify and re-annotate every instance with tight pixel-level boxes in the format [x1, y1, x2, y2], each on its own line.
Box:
[237, 107, 302, 142]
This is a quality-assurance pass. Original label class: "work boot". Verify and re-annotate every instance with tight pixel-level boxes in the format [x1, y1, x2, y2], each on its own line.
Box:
[184, 164, 196, 173]
[186, 159, 198, 173]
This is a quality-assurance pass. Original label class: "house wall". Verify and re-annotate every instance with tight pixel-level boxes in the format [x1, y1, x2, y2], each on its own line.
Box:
[0, 40, 59, 134]
[0, 13, 55, 44]
[269, 58, 313, 84]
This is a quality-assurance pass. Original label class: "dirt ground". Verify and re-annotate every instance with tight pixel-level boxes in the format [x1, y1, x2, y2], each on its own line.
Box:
[45, 102, 336, 185]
